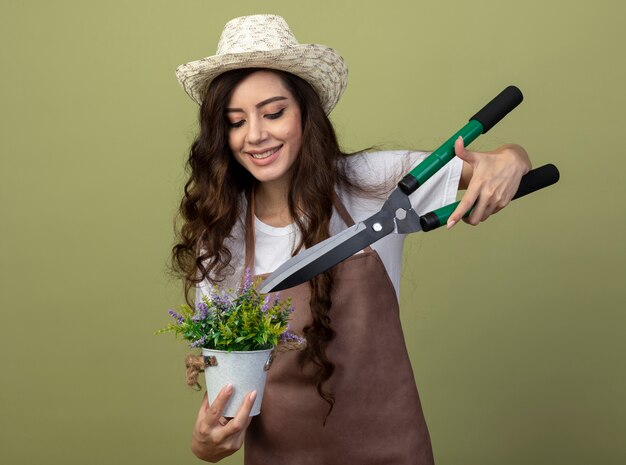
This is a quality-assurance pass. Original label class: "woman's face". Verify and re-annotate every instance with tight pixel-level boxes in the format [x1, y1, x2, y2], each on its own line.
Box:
[226, 70, 303, 189]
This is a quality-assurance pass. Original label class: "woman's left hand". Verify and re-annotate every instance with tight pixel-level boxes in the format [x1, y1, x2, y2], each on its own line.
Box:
[447, 137, 531, 229]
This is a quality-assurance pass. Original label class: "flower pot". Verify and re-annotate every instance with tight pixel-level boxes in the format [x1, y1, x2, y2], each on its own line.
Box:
[201, 347, 273, 417]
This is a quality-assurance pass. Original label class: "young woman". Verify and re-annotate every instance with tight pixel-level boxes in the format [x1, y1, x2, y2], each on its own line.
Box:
[172, 15, 530, 464]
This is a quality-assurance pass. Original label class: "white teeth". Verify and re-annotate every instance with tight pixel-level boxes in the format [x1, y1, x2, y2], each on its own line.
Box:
[250, 147, 280, 159]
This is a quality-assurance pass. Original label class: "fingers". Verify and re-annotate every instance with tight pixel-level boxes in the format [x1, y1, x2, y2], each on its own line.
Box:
[213, 390, 256, 452]
[465, 201, 494, 225]
[454, 136, 466, 157]
[449, 142, 526, 228]
[223, 390, 256, 436]
[191, 386, 254, 462]
[447, 187, 478, 229]
[448, 138, 476, 228]
[454, 136, 476, 164]
[452, 185, 513, 228]
[204, 384, 234, 426]
[203, 385, 256, 434]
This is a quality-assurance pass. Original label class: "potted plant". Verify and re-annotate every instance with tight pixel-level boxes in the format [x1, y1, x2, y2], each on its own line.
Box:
[157, 270, 305, 417]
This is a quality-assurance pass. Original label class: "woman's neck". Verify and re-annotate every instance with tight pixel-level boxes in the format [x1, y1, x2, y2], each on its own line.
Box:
[254, 181, 294, 227]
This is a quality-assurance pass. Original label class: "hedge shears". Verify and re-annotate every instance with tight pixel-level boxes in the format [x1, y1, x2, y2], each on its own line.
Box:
[260, 86, 560, 294]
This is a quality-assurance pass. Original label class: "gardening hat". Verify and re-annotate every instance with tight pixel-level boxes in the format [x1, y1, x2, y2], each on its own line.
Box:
[175, 14, 348, 114]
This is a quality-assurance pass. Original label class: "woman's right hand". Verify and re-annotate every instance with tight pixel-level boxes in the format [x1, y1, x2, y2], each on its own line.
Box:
[191, 384, 257, 462]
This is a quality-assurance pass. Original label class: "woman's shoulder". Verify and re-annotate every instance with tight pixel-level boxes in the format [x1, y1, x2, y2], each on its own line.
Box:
[342, 149, 430, 188]
[335, 150, 419, 223]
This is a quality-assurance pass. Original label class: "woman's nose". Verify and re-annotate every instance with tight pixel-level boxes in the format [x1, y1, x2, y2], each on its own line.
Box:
[245, 118, 268, 145]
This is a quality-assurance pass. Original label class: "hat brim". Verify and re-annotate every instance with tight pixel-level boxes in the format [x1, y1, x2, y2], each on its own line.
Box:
[175, 44, 348, 114]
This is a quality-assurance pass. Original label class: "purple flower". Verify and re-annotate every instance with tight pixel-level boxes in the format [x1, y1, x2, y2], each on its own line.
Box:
[214, 292, 231, 310]
[261, 294, 271, 313]
[243, 268, 253, 292]
[280, 330, 305, 345]
[193, 301, 209, 321]
[190, 335, 207, 348]
[167, 309, 184, 324]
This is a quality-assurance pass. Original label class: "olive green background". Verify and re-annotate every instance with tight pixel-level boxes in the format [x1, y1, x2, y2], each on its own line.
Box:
[1, 1, 624, 464]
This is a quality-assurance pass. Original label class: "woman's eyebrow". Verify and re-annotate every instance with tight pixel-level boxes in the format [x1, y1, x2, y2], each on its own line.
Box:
[226, 96, 287, 113]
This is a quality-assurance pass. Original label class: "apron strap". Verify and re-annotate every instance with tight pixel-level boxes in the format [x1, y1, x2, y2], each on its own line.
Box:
[332, 191, 374, 253]
[244, 189, 256, 281]
[332, 191, 355, 227]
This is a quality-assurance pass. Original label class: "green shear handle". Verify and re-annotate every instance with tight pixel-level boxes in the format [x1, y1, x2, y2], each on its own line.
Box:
[398, 86, 524, 195]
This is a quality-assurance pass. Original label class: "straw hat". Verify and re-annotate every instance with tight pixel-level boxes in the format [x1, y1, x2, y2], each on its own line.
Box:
[175, 15, 348, 114]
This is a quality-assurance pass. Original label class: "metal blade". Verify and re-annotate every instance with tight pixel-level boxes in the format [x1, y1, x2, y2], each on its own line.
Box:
[260, 210, 395, 293]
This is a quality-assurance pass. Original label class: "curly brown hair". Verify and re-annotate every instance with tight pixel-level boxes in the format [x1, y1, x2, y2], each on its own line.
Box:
[172, 68, 370, 417]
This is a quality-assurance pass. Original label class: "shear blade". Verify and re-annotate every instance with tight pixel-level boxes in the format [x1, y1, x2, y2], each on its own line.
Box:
[260, 211, 394, 293]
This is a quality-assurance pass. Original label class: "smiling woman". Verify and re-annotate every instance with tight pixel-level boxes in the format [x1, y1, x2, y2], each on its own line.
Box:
[170, 14, 531, 465]
[226, 71, 303, 200]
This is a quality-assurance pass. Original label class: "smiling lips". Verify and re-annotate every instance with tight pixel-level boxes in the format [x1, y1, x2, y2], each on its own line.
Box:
[246, 145, 283, 160]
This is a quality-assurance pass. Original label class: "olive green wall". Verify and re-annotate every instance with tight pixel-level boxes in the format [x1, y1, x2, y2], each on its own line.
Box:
[1, 1, 624, 464]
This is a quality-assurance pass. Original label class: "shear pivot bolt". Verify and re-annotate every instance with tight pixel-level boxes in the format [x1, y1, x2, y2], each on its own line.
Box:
[372, 222, 383, 232]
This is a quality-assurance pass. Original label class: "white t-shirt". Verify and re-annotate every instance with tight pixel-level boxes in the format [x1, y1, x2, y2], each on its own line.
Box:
[197, 151, 462, 301]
